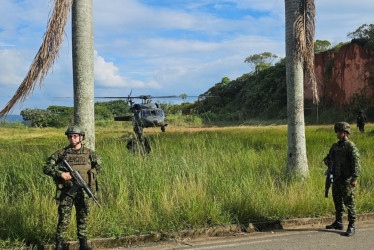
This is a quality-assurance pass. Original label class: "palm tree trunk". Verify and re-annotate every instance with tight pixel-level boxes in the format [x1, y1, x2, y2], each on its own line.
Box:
[285, 0, 309, 178]
[72, 0, 95, 150]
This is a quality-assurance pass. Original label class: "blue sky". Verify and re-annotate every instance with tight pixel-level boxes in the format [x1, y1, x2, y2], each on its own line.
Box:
[1, 0, 374, 114]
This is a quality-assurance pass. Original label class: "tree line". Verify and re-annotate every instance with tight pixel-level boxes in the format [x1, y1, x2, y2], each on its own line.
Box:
[185, 23, 374, 125]
[17, 23, 374, 128]
[20, 100, 128, 127]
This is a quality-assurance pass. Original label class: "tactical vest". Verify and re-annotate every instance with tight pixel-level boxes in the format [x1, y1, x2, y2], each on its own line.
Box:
[54, 148, 97, 204]
[331, 141, 353, 179]
[58, 148, 93, 187]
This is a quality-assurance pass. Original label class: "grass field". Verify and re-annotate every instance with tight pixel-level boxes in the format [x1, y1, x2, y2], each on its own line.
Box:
[1, 123, 374, 247]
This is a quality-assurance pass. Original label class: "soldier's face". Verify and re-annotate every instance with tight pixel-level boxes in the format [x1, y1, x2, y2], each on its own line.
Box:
[336, 131, 347, 140]
[67, 133, 82, 144]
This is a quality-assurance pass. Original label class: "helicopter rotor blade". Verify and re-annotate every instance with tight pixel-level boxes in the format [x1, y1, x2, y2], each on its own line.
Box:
[149, 95, 179, 99]
[94, 95, 179, 99]
[94, 96, 139, 99]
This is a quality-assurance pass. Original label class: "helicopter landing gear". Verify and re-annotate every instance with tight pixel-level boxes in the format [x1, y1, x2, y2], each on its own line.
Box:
[126, 131, 151, 155]
[161, 123, 167, 132]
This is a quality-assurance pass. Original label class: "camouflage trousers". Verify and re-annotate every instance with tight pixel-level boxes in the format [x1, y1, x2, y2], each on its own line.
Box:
[56, 188, 91, 240]
[332, 178, 356, 224]
[358, 123, 365, 133]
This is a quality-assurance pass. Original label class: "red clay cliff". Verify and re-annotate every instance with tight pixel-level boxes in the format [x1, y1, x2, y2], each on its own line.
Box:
[305, 43, 374, 105]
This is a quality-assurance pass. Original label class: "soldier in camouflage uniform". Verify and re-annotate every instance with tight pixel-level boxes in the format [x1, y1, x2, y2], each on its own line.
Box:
[356, 110, 367, 133]
[43, 126, 102, 250]
[324, 122, 360, 237]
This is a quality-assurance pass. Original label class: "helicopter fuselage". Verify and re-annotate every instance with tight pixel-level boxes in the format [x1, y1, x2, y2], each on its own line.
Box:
[132, 103, 166, 128]
[134, 109, 166, 127]
[112, 96, 170, 135]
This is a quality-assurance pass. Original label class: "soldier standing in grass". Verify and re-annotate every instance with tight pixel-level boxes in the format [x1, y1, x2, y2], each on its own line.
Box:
[43, 126, 102, 250]
[324, 122, 360, 237]
[356, 110, 367, 133]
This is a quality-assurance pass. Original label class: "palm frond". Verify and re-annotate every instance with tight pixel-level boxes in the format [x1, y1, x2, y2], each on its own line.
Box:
[0, 0, 73, 118]
[294, 0, 319, 104]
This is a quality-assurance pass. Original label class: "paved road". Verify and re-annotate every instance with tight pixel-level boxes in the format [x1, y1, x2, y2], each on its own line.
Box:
[108, 221, 374, 250]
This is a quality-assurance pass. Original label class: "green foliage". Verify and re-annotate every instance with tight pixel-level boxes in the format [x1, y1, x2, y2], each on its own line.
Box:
[20, 106, 73, 128]
[167, 102, 196, 115]
[94, 100, 129, 118]
[47, 106, 74, 127]
[332, 42, 348, 53]
[166, 113, 203, 126]
[314, 40, 331, 53]
[244, 52, 278, 74]
[195, 58, 287, 121]
[221, 76, 230, 84]
[19, 101, 129, 128]
[0, 120, 26, 129]
[20, 108, 53, 127]
[1, 125, 374, 247]
[347, 24, 374, 49]
[178, 93, 188, 100]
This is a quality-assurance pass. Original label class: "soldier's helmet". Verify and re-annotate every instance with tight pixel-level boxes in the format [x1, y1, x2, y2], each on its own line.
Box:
[334, 122, 351, 134]
[65, 126, 85, 136]
[359, 110, 363, 113]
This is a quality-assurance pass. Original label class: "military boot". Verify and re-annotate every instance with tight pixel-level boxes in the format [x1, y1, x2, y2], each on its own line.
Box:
[79, 237, 92, 250]
[55, 237, 64, 250]
[326, 220, 343, 230]
[345, 223, 355, 237]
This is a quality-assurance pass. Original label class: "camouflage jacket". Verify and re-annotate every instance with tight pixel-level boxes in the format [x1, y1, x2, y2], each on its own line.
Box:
[357, 114, 367, 125]
[43, 145, 102, 182]
[324, 139, 360, 182]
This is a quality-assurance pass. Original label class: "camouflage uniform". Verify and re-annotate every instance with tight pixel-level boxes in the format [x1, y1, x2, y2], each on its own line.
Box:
[43, 145, 102, 241]
[356, 111, 367, 133]
[325, 140, 360, 224]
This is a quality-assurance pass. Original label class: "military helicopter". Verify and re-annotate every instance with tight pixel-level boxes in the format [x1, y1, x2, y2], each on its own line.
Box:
[95, 94, 180, 154]
[111, 95, 175, 133]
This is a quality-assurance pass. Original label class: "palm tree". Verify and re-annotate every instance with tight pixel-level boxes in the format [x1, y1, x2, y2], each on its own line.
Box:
[285, 0, 318, 178]
[0, 0, 96, 149]
[72, 0, 95, 150]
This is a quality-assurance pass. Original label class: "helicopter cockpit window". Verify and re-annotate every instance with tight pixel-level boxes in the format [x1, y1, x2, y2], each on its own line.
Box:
[141, 109, 164, 117]
[142, 110, 152, 117]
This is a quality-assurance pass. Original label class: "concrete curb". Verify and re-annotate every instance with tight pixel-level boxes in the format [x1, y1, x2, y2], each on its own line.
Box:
[41, 213, 374, 249]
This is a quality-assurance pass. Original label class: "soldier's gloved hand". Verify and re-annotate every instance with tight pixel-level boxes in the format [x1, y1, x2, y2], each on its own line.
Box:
[350, 181, 357, 187]
[61, 172, 72, 181]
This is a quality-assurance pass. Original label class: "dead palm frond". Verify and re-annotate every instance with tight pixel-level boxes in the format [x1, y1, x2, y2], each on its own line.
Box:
[294, 0, 319, 104]
[0, 0, 73, 119]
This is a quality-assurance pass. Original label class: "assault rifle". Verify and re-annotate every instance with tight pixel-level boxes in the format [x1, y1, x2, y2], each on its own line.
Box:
[325, 166, 333, 198]
[324, 152, 334, 198]
[61, 158, 101, 208]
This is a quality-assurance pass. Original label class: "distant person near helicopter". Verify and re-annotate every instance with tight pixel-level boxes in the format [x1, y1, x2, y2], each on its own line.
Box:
[356, 110, 367, 133]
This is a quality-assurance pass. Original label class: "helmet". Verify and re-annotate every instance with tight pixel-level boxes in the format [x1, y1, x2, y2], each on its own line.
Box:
[65, 126, 85, 136]
[359, 110, 363, 113]
[334, 122, 351, 134]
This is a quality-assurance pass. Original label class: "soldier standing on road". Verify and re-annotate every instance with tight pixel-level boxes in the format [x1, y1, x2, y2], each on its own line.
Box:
[356, 110, 367, 133]
[324, 122, 360, 237]
[43, 126, 102, 250]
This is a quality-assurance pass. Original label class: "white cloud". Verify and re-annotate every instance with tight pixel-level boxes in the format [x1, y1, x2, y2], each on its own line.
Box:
[94, 51, 127, 87]
[2, 0, 374, 112]
[0, 49, 26, 86]
[94, 51, 149, 89]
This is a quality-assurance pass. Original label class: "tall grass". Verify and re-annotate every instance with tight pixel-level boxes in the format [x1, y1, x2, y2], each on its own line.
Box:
[1, 124, 374, 247]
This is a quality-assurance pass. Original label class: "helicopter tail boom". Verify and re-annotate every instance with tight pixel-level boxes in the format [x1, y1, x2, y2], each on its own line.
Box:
[114, 116, 133, 121]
